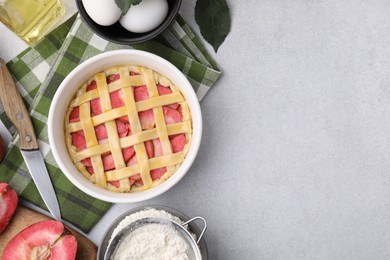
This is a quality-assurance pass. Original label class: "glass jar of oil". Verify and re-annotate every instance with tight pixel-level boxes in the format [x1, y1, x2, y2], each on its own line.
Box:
[0, 0, 65, 44]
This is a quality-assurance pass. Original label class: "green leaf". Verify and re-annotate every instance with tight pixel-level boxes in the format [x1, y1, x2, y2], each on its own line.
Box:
[195, 0, 231, 52]
[114, 0, 143, 15]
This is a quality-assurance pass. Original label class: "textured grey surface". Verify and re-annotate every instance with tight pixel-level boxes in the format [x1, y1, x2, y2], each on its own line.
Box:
[2, 0, 390, 259]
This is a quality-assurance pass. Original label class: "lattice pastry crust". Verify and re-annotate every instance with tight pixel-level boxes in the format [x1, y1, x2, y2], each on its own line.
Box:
[64, 65, 192, 192]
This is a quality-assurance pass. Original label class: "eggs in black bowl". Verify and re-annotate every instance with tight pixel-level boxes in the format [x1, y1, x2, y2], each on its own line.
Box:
[76, 0, 182, 44]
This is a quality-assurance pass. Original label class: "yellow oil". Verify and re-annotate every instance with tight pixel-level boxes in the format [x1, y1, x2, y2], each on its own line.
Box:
[0, 0, 65, 44]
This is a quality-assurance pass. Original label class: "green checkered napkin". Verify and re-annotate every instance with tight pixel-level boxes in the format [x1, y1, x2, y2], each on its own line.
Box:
[0, 14, 221, 232]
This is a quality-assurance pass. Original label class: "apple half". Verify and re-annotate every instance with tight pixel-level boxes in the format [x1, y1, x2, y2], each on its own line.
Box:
[2, 220, 77, 260]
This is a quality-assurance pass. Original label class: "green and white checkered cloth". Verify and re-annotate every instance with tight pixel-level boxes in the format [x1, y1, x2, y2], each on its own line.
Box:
[0, 14, 221, 232]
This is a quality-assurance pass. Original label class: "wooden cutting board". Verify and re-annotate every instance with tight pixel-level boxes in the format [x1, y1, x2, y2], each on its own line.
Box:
[0, 206, 97, 259]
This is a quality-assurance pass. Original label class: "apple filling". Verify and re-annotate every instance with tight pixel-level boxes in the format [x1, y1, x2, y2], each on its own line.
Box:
[64, 65, 192, 192]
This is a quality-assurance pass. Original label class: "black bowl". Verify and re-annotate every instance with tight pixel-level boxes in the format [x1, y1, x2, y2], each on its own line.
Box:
[76, 0, 182, 45]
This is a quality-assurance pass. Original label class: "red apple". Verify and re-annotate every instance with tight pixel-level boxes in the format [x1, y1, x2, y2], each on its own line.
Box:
[2, 220, 77, 260]
[0, 183, 18, 233]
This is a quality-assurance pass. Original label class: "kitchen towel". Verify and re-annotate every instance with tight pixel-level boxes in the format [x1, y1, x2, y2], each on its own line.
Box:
[0, 14, 221, 232]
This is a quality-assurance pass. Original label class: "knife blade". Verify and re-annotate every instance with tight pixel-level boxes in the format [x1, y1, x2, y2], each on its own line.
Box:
[0, 58, 61, 220]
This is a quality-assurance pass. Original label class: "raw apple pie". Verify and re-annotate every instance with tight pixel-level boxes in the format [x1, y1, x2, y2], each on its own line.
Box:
[64, 65, 192, 192]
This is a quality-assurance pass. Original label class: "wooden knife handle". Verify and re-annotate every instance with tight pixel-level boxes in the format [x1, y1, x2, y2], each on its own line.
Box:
[0, 58, 38, 150]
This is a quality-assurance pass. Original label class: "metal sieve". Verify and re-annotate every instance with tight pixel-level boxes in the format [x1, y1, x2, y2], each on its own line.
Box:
[104, 216, 207, 260]
[97, 205, 208, 260]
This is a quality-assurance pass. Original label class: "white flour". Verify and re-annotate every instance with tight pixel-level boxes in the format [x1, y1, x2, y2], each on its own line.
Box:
[109, 208, 193, 260]
[115, 223, 189, 260]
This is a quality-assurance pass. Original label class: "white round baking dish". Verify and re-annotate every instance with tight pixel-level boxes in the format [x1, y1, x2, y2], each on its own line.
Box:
[48, 50, 202, 203]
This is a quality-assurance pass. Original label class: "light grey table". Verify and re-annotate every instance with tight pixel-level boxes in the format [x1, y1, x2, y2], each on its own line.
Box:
[2, 1, 390, 259]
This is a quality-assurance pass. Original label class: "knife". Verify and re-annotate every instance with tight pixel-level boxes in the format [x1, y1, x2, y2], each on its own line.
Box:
[0, 58, 61, 220]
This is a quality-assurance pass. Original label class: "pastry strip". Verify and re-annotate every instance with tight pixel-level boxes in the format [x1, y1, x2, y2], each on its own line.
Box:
[122, 69, 152, 188]
[106, 153, 184, 181]
[79, 100, 106, 187]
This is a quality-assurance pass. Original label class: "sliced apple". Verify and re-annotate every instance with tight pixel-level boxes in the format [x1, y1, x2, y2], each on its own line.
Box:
[170, 134, 186, 153]
[163, 107, 182, 124]
[0, 183, 18, 233]
[86, 80, 97, 91]
[102, 153, 115, 171]
[71, 131, 86, 151]
[107, 74, 120, 84]
[151, 167, 167, 180]
[134, 86, 149, 101]
[145, 140, 154, 159]
[90, 98, 102, 116]
[157, 84, 172, 95]
[122, 146, 135, 162]
[69, 107, 80, 123]
[2, 220, 77, 260]
[110, 89, 124, 108]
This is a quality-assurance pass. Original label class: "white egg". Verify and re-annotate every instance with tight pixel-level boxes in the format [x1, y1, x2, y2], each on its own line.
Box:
[119, 0, 169, 33]
[82, 0, 122, 26]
